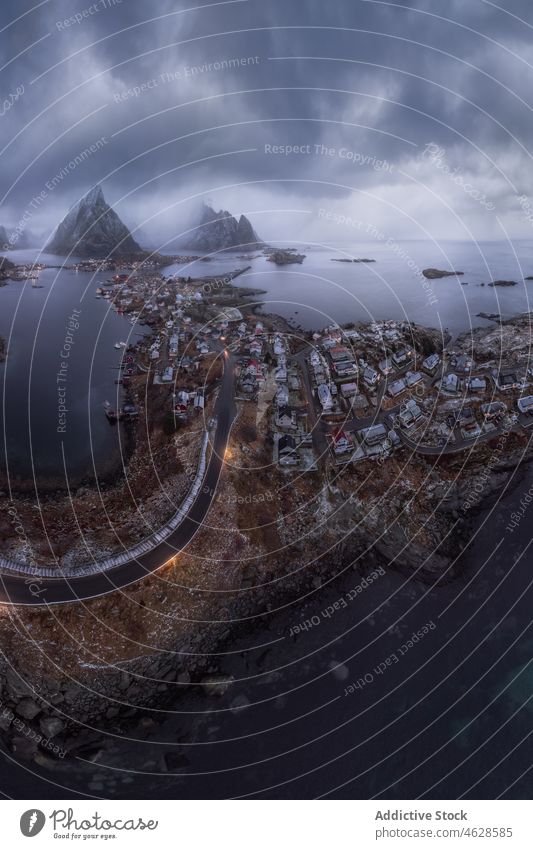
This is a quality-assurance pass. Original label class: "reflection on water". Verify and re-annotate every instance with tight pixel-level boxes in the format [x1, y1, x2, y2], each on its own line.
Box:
[0, 251, 144, 482]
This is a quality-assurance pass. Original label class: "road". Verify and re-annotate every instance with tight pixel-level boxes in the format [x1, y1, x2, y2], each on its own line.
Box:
[0, 352, 237, 606]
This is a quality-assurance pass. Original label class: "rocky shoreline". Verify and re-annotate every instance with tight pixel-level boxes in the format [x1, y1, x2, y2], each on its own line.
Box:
[1, 422, 531, 772]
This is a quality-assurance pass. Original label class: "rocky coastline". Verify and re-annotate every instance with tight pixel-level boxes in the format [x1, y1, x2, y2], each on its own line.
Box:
[1, 407, 531, 772]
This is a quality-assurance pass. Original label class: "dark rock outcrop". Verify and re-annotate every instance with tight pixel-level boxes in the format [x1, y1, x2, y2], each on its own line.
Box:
[331, 257, 376, 263]
[46, 186, 142, 257]
[184, 204, 263, 252]
[267, 250, 305, 265]
[476, 312, 502, 322]
[422, 268, 464, 279]
[488, 279, 518, 287]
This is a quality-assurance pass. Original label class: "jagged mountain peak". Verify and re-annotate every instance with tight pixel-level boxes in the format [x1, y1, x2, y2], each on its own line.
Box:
[184, 203, 263, 252]
[81, 184, 105, 207]
[46, 186, 142, 258]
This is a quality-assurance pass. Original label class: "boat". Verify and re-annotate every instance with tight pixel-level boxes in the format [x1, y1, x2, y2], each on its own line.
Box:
[114, 342, 122, 349]
[103, 401, 120, 422]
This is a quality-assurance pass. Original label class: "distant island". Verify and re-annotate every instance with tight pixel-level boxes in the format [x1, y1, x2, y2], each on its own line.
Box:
[331, 257, 376, 263]
[422, 268, 464, 279]
[266, 249, 305, 265]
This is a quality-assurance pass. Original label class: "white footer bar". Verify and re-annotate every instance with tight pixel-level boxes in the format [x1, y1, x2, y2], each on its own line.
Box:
[4, 800, 532, 847]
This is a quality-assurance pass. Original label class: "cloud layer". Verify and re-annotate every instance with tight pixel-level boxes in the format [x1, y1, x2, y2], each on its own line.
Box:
[2, 0, 533, 246]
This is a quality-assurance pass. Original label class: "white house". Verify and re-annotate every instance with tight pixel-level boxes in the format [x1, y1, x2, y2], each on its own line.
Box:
[317, 383, 333, 410]
[518, 395, 533, 414]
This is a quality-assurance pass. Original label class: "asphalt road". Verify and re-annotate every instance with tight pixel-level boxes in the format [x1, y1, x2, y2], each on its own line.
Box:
[0, 352, 237, 607]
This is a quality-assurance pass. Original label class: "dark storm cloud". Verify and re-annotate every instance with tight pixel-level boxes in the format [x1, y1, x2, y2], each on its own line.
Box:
[1, 0, 533, 242]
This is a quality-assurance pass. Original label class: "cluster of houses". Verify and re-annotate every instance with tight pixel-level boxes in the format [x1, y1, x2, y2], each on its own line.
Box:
[172, 388, 205, 419]
[270, 348, 317, 471]
[329, 420, 402, 464]
[103, 269, 214, 331]
[306, 322, 429, 418]
[299, 319, 533, 462]
[236, 321, 270, 399]
[232, 323, 317, 471]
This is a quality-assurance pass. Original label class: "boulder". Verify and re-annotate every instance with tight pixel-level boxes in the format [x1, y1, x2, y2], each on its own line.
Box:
[200, 674, 234, 696]
[6, 668, 34, 700]
[39, 716, 65, 738]
[11, 736, 38, 758]
[15, 698, 41, 720]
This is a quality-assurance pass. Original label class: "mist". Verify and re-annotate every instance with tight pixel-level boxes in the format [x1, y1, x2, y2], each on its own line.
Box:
[2, 0, 533, 248]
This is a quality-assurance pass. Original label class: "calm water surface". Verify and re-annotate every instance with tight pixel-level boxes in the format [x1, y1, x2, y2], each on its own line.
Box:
[3, 240, 533, 480]
[0, 250, 146, 482]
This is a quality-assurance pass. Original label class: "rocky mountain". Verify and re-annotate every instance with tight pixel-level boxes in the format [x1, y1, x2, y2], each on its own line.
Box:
[46, 186, 142, 257]
[184, 203, 263, 252]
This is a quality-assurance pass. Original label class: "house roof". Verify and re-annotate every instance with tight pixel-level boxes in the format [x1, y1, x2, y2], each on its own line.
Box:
[362, 423, 387, 440]
[279, 434, 296, 452]
[277, 405, 293, 418]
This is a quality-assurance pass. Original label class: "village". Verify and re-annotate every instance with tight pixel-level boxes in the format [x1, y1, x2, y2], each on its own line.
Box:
[219, 312, 533, 477]
[4, 243, 532, 487]
[88, 256, 533, 485]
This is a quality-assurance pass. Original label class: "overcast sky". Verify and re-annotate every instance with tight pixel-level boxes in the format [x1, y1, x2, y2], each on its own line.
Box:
[2, 0, 533, 247]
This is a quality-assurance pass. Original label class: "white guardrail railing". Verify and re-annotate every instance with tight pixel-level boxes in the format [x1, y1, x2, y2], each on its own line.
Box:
[0, 431, 210, 579]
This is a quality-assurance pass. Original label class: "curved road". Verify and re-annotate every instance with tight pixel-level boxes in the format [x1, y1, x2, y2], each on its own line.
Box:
[0, 352, 237, 606]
